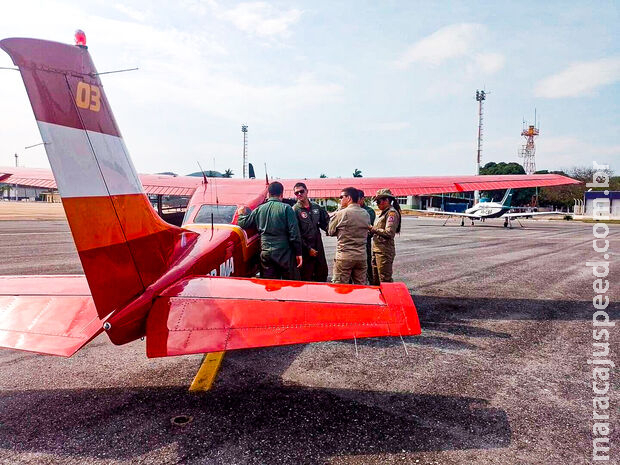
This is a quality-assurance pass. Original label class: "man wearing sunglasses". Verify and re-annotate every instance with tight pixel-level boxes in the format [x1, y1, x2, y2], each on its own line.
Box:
[292, 182, 330, 282]
[327, 187, 371, 284]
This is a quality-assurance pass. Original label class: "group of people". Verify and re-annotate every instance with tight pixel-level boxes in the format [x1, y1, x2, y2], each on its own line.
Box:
[236, 181, 401, 285]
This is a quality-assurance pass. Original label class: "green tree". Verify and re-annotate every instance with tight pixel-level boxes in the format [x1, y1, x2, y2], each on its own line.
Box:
[187, 170, 223, 177]
[538, 166, 616, 210]
[223, 169, 234, 178]
[352, 168, 362, 178]
[480, 162, 525, 175]
[319, 173, 327, 178]
[480, 162, 534, 205]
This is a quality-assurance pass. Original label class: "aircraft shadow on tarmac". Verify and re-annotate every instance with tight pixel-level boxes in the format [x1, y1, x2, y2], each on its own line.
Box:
[414, 294, 619, 322]
[0, 379, 510, 463]
[346, 294, 618, 352]
[5, 295, 618, 462]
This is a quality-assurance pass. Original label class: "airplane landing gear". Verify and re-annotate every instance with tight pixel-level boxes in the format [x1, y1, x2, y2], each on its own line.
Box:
[461, 219, 465, 227]
[503, 219, 508, 228]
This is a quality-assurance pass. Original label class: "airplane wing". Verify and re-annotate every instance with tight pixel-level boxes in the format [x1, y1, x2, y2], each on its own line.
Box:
[504, 211, 566, 218]
[146, 276, 420, 357]
[0, 275, 104, 356]
[410, 209, 478, 219]
[280, 174, 580, 197]
[0, 166, 203, 197]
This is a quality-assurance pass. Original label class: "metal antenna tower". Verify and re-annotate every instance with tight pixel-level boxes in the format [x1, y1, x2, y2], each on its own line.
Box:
[241, 125, 248, 179]
[518, 113, 539, 175]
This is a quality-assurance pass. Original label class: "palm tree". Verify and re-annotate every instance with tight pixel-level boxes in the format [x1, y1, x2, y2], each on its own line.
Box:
[223, 169, 234, 178]
[319, 173, 327, 178]
[352, 168, 362, 178]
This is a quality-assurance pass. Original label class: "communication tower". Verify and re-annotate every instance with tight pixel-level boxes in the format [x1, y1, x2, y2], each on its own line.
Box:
[518, 117, 539, 175]
[241, 125, 248, 179]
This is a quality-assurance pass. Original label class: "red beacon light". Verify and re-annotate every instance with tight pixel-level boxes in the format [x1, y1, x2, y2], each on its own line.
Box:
[74, 30, 87, 48]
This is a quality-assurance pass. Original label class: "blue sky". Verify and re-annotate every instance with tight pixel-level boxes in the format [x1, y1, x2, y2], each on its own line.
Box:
[0, 0, 618, 178]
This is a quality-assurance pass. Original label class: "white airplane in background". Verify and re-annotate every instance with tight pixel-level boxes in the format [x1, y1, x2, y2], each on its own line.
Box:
[423, 189, 565, 228]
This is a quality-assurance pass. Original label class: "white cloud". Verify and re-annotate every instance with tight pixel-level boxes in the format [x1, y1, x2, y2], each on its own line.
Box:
[369, 122, 411, 132]
[473, 52, 505, 74]
[536, 136, 619, 171]
[112, 3, 148, 22]
[397, 23, 485, 67]
[535, 57, 620, 98]
[219, 2, 303, 38]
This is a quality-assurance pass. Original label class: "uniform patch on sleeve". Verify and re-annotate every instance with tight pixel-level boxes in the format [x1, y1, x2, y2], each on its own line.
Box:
[387, 214, 396, 222]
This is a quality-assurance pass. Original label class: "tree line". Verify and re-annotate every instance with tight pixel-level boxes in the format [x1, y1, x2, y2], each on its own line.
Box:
[480, 161, 618, 209]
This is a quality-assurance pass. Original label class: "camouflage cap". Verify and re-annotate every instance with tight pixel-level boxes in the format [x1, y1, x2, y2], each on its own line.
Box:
[375, 188, 395, 200]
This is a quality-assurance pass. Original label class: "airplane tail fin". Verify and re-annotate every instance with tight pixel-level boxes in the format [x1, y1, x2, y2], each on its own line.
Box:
[0, 38, 197, 319]
[500, 189, 513, 207]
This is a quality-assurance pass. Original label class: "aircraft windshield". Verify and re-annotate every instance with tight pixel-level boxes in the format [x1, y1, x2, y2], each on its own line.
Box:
[194, 205, 237, 224]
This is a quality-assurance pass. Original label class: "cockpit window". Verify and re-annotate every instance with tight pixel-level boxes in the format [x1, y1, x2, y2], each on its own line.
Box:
[181, 205, 195, 225]
[193, 204, 237, 224]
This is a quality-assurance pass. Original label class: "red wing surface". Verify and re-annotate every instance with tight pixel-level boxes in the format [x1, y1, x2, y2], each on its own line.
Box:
[146, 276, 420, 357]
[0, 276, 103, 357]
[2, 166, 579, 199]
[280, 174, 580, 198]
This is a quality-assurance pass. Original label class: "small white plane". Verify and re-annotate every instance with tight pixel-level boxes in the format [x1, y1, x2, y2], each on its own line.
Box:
[424, 189, 565, 228]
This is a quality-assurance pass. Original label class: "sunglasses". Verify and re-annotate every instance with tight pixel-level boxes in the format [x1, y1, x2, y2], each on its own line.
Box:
[294, 190, 306, 196]
[339, 194, 349, 199]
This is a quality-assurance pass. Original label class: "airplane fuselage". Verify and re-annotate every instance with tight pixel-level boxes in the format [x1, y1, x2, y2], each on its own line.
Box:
[105, 191, 265, 345]
[465, 201, 510, 219]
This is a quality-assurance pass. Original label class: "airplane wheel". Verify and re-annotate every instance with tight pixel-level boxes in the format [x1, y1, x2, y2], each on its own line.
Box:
[461, 220, 464, 227]
[503, 222, 508, 228]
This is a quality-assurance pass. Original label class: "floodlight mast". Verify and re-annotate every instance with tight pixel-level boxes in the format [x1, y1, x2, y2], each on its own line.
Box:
[474, 89, 488, 203]
[241, 125, 248, 179]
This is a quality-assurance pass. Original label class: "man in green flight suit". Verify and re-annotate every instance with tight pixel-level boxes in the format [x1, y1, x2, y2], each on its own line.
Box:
[237, 181, 303, 280]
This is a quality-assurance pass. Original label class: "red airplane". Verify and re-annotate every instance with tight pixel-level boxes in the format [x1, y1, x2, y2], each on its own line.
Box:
[0, 36, 578, 369]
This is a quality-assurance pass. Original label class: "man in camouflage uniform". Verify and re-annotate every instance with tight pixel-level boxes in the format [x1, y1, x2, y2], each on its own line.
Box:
[292, 182, 329, 282]
[237, 181, 302, 280]
[369, 188, 401, 284]
[328, 187, 370, 284]
[357, 189, 375, 285]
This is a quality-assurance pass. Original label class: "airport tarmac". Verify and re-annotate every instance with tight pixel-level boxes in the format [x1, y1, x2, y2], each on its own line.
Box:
[0, 216, 618, 465]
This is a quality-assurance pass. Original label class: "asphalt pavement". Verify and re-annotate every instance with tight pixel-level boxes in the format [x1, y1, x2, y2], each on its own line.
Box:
[0, 216, 618, 464]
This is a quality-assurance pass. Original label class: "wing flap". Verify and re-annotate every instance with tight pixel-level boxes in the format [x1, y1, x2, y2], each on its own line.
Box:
[146, 276, 420, 357]
[0, 276, 103, 357]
